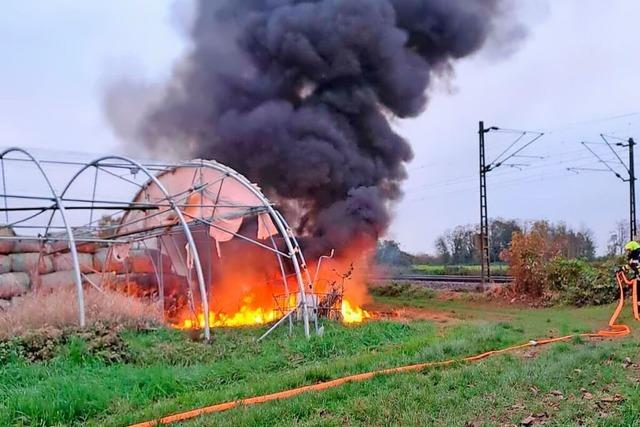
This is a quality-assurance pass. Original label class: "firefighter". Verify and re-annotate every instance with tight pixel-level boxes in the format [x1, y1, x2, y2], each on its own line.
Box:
[624, 240, 640, 275]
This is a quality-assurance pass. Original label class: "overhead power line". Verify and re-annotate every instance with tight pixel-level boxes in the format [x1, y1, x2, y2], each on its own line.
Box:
[601, 134, 629, 174]
[573, 136, 637, 239]
[579, 141, 625, 180]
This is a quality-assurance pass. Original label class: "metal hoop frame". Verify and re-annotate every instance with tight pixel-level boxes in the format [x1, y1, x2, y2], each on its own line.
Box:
[0, 150, 312, 339]
[0, 147, 86, 326]
[179, 159, 311, 338]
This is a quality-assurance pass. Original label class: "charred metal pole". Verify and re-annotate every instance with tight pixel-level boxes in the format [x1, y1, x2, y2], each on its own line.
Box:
[479, 121, 491, 289]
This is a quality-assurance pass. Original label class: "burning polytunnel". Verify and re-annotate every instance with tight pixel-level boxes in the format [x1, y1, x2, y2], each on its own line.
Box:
[0, 149, 369, 341]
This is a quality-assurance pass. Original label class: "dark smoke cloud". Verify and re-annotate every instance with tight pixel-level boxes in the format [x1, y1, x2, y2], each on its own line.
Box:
[117, 0, 523, 257]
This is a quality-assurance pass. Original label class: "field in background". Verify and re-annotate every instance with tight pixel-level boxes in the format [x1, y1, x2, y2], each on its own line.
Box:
[1, 285, 639, 426]
[412, 263, 509, 276]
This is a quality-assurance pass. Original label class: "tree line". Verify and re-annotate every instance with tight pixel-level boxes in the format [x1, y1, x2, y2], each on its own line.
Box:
[430, 218, 595, 264]
[377, 218, 630, 267]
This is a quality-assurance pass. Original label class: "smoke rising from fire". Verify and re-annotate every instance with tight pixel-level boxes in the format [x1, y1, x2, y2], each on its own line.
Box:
[107, 0, 523, 257]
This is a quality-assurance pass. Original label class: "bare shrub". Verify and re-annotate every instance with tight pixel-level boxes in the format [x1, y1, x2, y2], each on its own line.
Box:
[0, 288, 162, 339]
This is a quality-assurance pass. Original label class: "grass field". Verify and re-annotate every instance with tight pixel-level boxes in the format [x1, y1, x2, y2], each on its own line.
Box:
[412, 264, 510, 276]
[1, 288, 639, 426]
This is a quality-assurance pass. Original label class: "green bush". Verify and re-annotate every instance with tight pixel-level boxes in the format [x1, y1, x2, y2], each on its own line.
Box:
[545, 257, 621, 306]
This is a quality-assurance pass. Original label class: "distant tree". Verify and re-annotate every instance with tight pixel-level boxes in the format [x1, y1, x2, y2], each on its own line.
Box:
[433, 218, 520, 265]
[489, 218, 522, 262]
[607, 220, 628, 256]
[413, 252, 442, 265]
[433, 237, 450, 264]
[433, 218, 595, 265]
[376, 240, 415, 266]
[521, 220, 595, 260]
[445, 225, 478, 264]
[573, 228, 596, 260]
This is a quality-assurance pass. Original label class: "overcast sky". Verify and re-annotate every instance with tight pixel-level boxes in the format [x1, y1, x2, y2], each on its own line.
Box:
[1, 1, 639, 255]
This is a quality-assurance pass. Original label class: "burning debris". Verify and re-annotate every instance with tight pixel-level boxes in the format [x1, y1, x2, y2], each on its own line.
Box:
[115, 162, 372, 333]
[0, 153, 372, 341]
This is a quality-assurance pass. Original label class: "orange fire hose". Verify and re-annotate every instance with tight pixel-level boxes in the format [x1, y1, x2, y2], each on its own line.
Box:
[128, 273, 640, 427]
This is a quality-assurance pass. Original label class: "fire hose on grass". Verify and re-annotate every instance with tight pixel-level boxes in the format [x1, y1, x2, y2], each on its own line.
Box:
[128, 271, 640, 427]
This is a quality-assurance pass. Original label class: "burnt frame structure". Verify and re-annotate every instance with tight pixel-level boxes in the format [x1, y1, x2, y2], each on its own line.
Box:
[0, 148, 314, 341]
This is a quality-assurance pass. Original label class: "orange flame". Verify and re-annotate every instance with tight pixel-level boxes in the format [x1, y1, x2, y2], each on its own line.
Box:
[174, 295, 370, 329]
[175, 294, 288, 329]
[170, 237, 376, 330]
[177, 310, 280, 329]
[340, 299, 371, 323]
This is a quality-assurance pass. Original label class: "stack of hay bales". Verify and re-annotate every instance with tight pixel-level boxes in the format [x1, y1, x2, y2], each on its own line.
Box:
[0, 227, 38, 300]
[91, 247, 177, 297]
[0, 226, 180, 306]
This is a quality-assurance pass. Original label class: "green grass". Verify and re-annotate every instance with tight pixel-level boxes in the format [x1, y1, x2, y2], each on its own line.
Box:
[369, 282, 436, 299]
[0, 294, 639, 426]
[412, 264, 510, 276]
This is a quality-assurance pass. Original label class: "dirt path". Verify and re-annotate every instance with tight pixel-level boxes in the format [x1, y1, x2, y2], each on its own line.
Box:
[365, 301, 456, 324]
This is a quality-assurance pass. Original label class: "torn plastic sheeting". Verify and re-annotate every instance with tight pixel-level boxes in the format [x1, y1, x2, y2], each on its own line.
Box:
[160, 235, 188, 277]
[182, 191, 204, 219]
[209, 216, 243, 243]
[257, 213, 278, 240]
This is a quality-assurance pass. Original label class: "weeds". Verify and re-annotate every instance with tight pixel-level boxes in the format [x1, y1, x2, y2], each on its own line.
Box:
[0, 322, 133, 365]
[0, 287, 161, 338]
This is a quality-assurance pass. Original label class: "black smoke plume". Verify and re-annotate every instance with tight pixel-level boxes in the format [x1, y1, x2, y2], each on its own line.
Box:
[115, 0, 522, 257]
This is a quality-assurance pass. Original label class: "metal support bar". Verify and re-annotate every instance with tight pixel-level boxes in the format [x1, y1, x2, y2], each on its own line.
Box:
[0, 205, 159, 212]
[257, 304, 299, 341]
[0, 235, 134, 244]
[186, 214, 292, 259]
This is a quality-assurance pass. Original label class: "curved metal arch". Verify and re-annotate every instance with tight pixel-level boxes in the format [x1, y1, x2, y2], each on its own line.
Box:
[59, 155, 212, 341]
[180, 159, 312, 338]
[0, 147, 86, 327]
